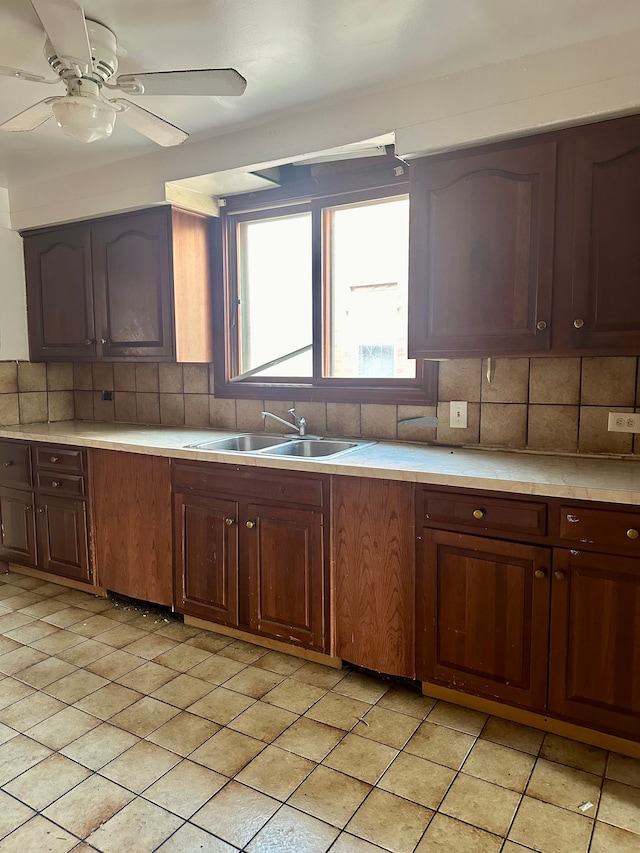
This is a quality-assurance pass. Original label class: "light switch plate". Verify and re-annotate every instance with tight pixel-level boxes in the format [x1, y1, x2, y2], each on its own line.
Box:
[450, 401, 468, 429]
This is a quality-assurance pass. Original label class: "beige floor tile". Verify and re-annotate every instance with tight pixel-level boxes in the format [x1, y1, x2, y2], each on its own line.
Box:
[254, 650, 306, 677]
[74, 682, 143, 720]
[540, 733, 607, 775]
[151, 672, 214, 709]
[123, 634, 180, 660]
[57, 639, 112, 667]
[4, 752, 90, 810]
[480, 715, 545, 756]
[590, 821, 640, 852]
[274, 717, 345, 762]
[526, 757, 601, 813]
[0, 593, 42, 612]
[102, 603, 143, 624]
[42, 606, 90, 628]
[404, 720, 475, 770]
[502, 843, 534, 852]
[333, 671, 389, 704]
[152, 643, 211, 672]
[186, 631, 233, 654]
[0, 722, 16, 745]
[331, 833, 386, 851]
[16, 655, 78, 688]
[109, 696, 180, 737]
[606, 752, 640, 788]
[189, 654, 247, 685]
[292, 661, 347, 690]
[223, 666, 284, 699]
[353, 705, 420, 748]
[305, 692, 371, 731]
[246, 803, 339, 852]
[427, 701, 488, 735]
[509, 796, 593, 853]
[0, 789, 35, 841]
[86, 649, 145, 680]
[377, 687, 436, 720]
[228, 700, 297, 743]
[156, 822, 238, 851]
[262, 677, 326, 714]
[0, 636, 21, 655]
[154, 622, 203, 642]
[236, 744, 314, 800]
[0, 815, 79, 852]
[27, 705, 99, 749]
[288, 765, 371, 828]
[0, 733, 52, 784]
[147, 710, 220, 756]
[463, 739, 536, 792]
[19, 598, 68, 618]
[97, 623, 148, 648]
[192, 780, 279, 848]
[378, 752, 455, 809]
[60, 722, 139, 770]
[143, 758, 227, 818]
[0, 675, 34, 708]
[117, 660, 178, 692]
[86, 797, 182, 851]
[0, 691, 66, 731]
[43, 773, 134, 837]
[218, 639, 268, 665]
[440, 773, 521, 836]
[346, 787, 433, 853]
[323, 732, 397, 784]
[190, 727, 265, 775]
[43, 669, 108, 703]
[5, 620, 59, 644]
[0, 645, 48, 675]
[67, 613, 120, 638]
[598, 779, 640, 834]
[101, 739, 180, 792]
[187, 686, 255, 724]
[415, 813, 502, 853]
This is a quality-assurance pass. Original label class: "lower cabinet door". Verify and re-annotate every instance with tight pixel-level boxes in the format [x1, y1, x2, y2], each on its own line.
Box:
[174, 494, 239, 625]
[246, 503, 325, 651]
[0, 487, 37, 568]
[548, 549, 640, 739]
[417, 529, 551, 710]
[36, 496, 90, 582]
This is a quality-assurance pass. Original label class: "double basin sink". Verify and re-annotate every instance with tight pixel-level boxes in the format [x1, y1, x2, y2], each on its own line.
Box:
[187, 433, 372, 459]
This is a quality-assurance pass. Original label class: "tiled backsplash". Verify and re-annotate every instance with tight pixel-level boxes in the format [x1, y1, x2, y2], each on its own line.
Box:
[2, 357, 640, 456]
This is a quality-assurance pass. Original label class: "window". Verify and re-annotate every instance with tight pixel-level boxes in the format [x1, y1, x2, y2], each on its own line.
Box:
[213, 178, 436, 403]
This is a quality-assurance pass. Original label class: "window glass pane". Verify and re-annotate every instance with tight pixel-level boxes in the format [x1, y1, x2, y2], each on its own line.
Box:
[327, 197, 414, 379]
[237, 213, 313, 378]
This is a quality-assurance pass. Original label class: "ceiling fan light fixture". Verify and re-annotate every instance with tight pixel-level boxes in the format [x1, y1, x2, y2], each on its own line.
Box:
[51, 95, 117, 143]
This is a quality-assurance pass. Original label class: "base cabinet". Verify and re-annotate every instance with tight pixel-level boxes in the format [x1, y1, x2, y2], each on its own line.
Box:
[35, 495, 90, 582]
[0, 487, 37, 568]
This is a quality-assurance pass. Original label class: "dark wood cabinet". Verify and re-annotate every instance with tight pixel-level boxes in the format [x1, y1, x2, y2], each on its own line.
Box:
[35, 495, 90, 582]
[0, 487, 37, 568]
[24, 207, 213, 363]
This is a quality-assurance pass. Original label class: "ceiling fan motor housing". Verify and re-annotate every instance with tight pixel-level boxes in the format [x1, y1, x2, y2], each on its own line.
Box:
[45, 19, 118, 83]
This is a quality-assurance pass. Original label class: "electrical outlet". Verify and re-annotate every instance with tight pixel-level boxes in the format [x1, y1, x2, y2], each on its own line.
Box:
[608, 412, 640, 433]
[449, 400, 468, 429]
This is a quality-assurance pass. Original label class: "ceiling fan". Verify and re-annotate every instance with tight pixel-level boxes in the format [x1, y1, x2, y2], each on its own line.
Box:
[0, 0, 247, 146]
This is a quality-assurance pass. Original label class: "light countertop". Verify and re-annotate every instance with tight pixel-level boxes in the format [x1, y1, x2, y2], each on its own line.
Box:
[2, 420, 640, 505]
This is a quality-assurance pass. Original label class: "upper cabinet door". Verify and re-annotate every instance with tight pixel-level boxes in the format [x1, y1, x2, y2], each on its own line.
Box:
[408, 140, 557, 357]
[561, 117, 640, 352]
[91, 209, 175, 359]
[24, 226, 96, 360]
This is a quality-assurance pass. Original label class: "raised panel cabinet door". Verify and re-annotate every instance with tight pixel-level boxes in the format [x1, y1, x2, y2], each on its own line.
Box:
[246, 503, 325, 651]
[23, 226, 96, 360]
[417, 529, 551, 711]
[549, 549, 640, 740]
[91, 209, 175, 359]
[0, 488, 36, 568]
[408, 140, 556, 357]
[174, 493, 239, 625]
[35, 496, 90, 583]
[564, 116, 640, 352]
[333, 477, 415, 678]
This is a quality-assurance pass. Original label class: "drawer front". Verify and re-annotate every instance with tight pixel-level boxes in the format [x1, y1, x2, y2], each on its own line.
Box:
[0, 440, 32, 489]
[559, 504, 640, 552]
[421, 489, 547, 538]
[36, 471, 85, 498]
[173, 463, 324, 507]
[36, 445, 84, 473]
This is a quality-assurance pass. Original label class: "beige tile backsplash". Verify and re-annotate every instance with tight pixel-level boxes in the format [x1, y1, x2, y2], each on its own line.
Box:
[2, 356, 640, 456]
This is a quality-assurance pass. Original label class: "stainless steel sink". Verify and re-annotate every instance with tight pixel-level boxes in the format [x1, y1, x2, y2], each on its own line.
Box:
[261, 439, 360, 458]
[190, 434, 293, 452]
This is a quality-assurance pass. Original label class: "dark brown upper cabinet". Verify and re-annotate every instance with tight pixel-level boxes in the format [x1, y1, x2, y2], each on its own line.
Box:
[408, 139, 557, 358]
[24, 206, 214, 362]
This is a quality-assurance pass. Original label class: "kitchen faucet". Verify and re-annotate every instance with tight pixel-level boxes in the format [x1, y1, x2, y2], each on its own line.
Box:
[262, 408, 307, 436]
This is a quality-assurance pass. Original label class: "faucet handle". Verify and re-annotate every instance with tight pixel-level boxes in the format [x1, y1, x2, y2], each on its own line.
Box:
[288, 408, 304, 424]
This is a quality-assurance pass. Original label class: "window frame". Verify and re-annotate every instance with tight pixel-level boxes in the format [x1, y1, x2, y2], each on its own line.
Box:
[212, 172, 437, 404]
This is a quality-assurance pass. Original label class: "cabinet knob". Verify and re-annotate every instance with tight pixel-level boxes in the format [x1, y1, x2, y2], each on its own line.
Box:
[536, 320, 547, 331]
[24, 505, 32, 512]
[472, 509, 485, 520]
[85, 339, 94, 346]
[554, 570, 566, 581]
[37, 508, 45, 514]
[626, 528, 639, 540]
[246, 520, 256, 529]
[573, 319, 584, 329]
[225, 517, 235, 526]
[100, 338, 109, 345]
[50, 456, 59, 463]
[51, 480, 61, 488]
[534, 569, 547, 580]
[2, 460, 13, 467]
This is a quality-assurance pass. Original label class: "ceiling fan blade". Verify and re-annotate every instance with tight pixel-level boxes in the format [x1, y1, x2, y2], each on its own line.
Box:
[31, 0, 92, 73]
[111, 98, 188, 147]
[0, 64, 54, 84]
[115, 69, 247, 97]
[0, 98, 55, 131]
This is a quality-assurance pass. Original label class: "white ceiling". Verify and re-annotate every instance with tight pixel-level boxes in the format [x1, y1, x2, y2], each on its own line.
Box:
[1, 0, 640, 189]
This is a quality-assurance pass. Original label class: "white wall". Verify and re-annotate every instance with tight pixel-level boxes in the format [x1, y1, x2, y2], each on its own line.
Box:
[0, 188, 28, 360]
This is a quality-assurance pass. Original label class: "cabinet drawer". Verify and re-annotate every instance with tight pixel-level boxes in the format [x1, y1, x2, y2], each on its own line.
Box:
[173, 463, 324, 507]
[559, 504, 640, 553]
[36, 471, 85, 497]
[0, 440, 32, 488]
[36, 445, 84, 473]
[421, 488, 547, 538]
